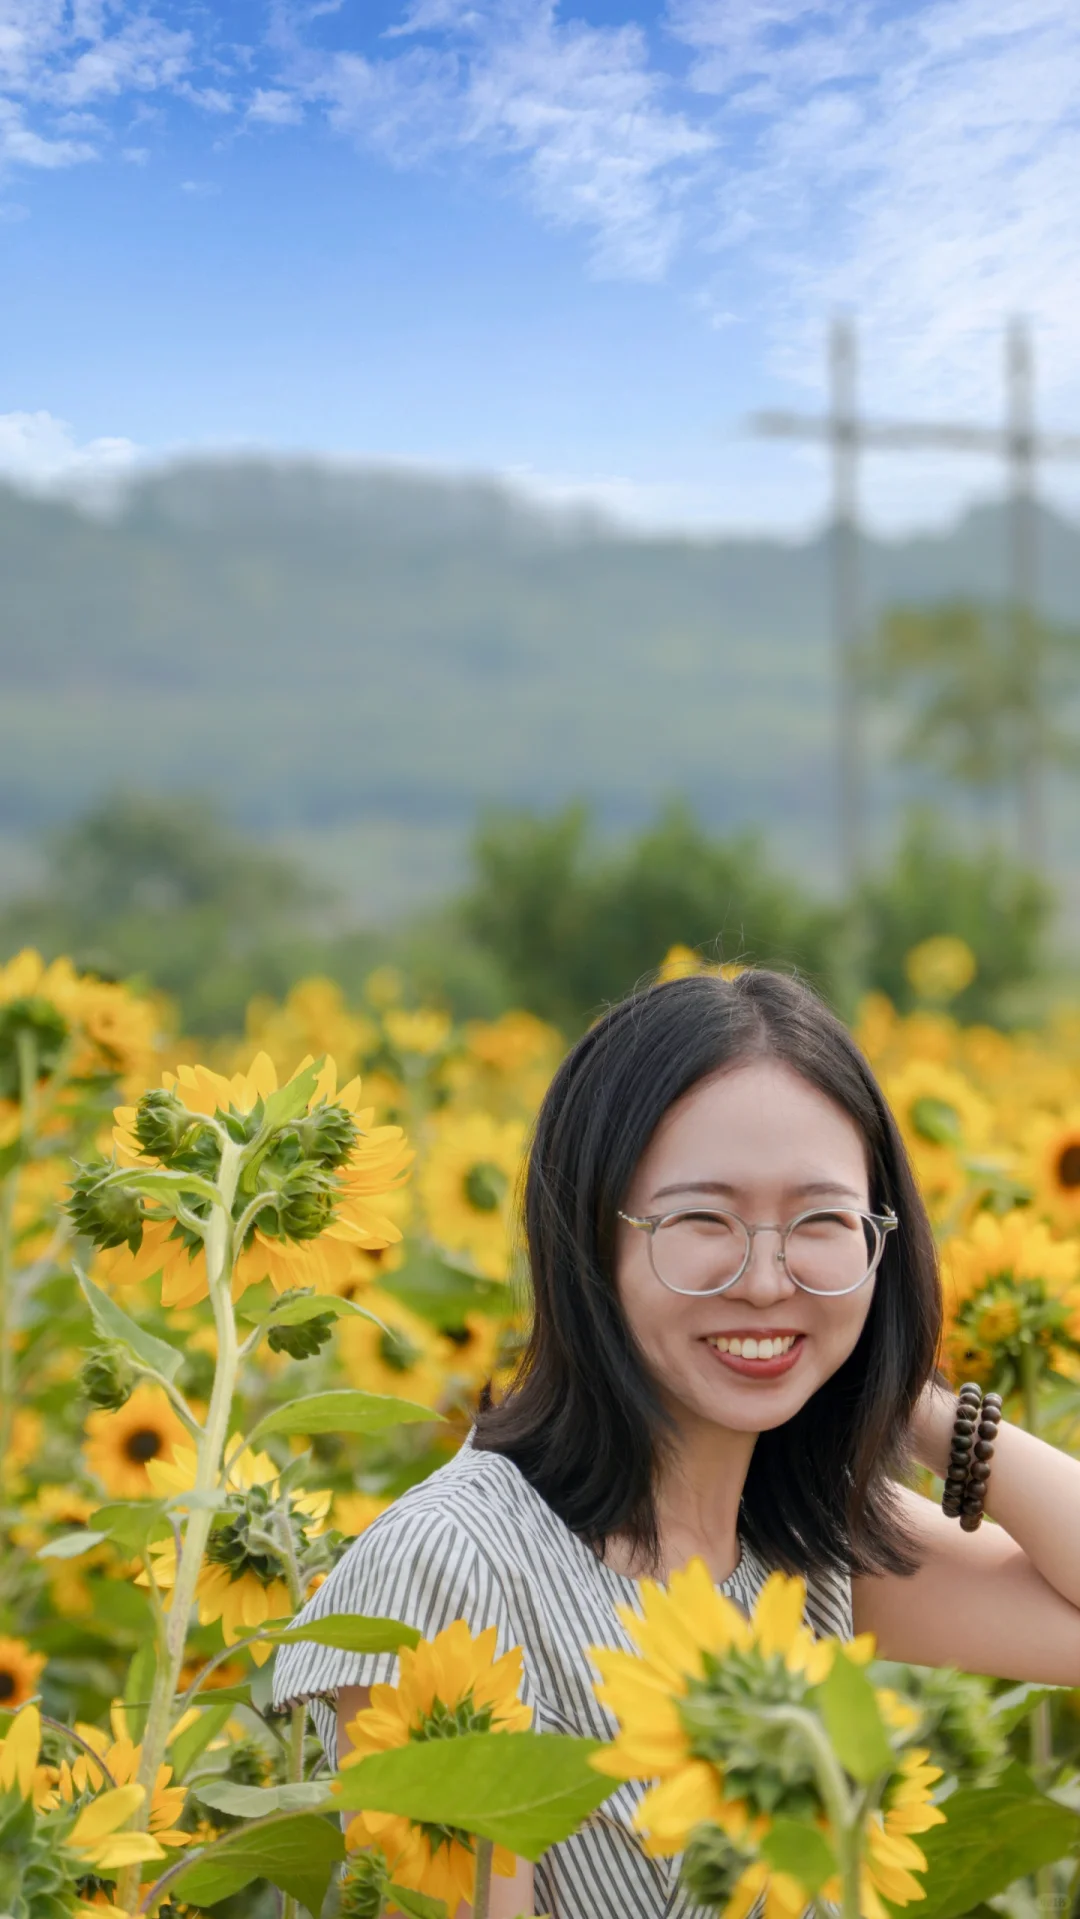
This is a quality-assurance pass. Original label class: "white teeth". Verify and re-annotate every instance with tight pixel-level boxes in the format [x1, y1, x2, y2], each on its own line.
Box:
[707, 1334, 797, 1360]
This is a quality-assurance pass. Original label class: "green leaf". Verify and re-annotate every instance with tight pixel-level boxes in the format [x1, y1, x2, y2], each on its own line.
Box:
[816, 1650, 893, 1785]
[388, 1887, 449, 1919]
[179, 1684, 255, 1711]
[383, 1249, 508, 1328]
[77, 1265, 184, 1382]
[259, 1061, 323, 1133]
[245, 1390, 441, 1448]
[195, 1781, 333, 1818]
[759, 1818, 838, 1895]
[168, 1700, 236, 1782]
[333, 1731, 613, 1860]
[106, 1165, 219, 1207]
[908, 1773, 1080, 1919]
[991, 1682, 1066, 1734]
[266, 1612, 420, 1654]
[91, 1500, 171, 1554]
[242, 1292, 388, 1331]
[165, 1811, 344, 1915]
[37, 1529, 108, 1560]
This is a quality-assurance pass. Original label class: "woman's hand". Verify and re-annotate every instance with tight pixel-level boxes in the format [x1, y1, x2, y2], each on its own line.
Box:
[906, 1373, 957, 1480]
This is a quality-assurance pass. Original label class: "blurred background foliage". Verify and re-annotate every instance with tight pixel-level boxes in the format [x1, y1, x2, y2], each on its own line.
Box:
[0, 787, 1057, 1037]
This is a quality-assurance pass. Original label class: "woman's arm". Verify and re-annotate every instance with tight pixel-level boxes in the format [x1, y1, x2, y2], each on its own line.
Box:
[852, 1384, 1080, 1681]
[336, 1689, 536, 1919]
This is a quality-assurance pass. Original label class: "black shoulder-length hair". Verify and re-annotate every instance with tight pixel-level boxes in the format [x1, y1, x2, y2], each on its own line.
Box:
[473, 967, 941, 1580]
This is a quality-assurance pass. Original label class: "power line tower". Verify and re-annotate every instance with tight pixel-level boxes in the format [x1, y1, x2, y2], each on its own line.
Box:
[751, 316, 1080, 886]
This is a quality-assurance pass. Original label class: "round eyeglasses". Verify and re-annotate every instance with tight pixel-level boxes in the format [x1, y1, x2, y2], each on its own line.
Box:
[617, 1205, 899, 1298]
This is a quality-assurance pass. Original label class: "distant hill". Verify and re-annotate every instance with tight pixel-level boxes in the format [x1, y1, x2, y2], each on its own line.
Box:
[3, 460, 1080, 916]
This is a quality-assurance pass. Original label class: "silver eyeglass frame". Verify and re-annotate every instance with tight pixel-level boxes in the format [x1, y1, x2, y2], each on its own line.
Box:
[617, 1204, 899, 1298]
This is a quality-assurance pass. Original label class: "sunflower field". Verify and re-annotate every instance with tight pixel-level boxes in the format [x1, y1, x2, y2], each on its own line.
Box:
[3, 938, 1080, 1919]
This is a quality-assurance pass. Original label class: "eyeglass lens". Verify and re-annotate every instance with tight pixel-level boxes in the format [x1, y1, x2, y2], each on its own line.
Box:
[649, 1209, 880, 1295]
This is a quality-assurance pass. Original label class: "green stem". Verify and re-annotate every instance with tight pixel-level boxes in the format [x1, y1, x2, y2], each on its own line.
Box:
[0, 1168, 18, 1493]
[0, 1033, 38, 1491]
[278, 1700, 310, 1919]
[1019, 1341, 1056, 1907]
[759, 1706, 863, 1919]
[472, 1837, 494, 1919]
[117, 1137, 243, 1911]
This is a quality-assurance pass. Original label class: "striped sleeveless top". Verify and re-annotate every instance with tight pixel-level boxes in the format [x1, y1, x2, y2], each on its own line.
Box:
[273, 1435, 854, 1918]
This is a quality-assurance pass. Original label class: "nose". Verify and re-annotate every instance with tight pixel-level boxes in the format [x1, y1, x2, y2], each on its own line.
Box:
[730, 1225, 797, 1305]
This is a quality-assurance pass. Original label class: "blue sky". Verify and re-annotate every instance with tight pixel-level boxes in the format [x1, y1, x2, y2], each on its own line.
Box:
[3, 0, 1080, 533]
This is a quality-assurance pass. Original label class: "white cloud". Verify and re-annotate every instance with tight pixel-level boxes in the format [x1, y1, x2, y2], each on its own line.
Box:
[298, 0, 713, 278]
[668, 0, 1080, 427]
[249, 86, 304, 125]
[0, 409, 140, 488]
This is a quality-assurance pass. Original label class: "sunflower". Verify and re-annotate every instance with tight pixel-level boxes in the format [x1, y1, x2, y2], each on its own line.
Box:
[941, 1209, 1080, 1390]
[48, 1704, 188, 1847]
[590, 1563, 942, 1919]
[882, 1059, 993, 1217]
[337, 1619, 532, 1911]
[1028, 1108, 1080, 1232]
[857, 1749, 946, 1919]
[0, 1635, 46, 1710]
[138, 1439, 330, 1661]
[0, 948, 157, 1084]
[337, 1287, 447, 1407]
[101, 1053, 413, 1308]
[904, 937, 977, 1006]
[590, 1564, 852, 1858]
[437, 1313, 505, 1397]
[419, 1112, 525, 1280]
[82, 1383, 188, 1499]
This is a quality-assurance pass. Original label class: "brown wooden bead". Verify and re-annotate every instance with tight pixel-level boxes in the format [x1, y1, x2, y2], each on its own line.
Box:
[967, 1460, 991, 1483]
[973, 1438, 995, 1460]
[959, 1383, 983, 1399]
[982, 1392, 1003, 1410]
[959, 1510, 983, 1532]
[977, 1420, 1000, 1441]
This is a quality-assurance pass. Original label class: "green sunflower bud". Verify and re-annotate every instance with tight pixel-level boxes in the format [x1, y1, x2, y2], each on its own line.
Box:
[273, 1165, 338, 1241]
[681, 1824, 756, 1913]
[286, 1102, 359, 1169]
[0, 995, 70, 1099]
[67, 1164, 145, 1252]
[339, 1852, 392, 1919]
[80, 1344, 135, 1411]
[267, 1313, 336, 1359]
[134, 1087, 205, 1165]
[902, 1667, 1007, 1786]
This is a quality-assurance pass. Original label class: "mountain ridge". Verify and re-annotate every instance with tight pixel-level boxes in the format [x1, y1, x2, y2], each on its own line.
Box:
[4, 460, 1079, 915]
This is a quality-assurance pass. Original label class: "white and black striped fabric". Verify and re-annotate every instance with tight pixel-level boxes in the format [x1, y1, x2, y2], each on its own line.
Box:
[273, 1434, 853, 1918]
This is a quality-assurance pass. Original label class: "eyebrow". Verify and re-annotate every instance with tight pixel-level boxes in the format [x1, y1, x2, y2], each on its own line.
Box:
[649, 1178, 866, 1205]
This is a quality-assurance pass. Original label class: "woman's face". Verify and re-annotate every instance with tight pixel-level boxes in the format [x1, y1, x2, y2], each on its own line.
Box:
[615, 1058, 877, 1437]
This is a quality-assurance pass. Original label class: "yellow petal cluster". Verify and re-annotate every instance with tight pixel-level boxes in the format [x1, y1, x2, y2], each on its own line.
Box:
[338, 1619, 531, 1911]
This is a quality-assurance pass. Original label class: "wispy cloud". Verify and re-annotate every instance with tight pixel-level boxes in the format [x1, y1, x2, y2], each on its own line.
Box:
[288, 0, 713, 278]
[669, 0, 1080, 421]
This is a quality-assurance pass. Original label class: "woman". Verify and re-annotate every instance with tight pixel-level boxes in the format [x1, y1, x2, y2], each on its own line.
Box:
[273, 970, 1080, 1918]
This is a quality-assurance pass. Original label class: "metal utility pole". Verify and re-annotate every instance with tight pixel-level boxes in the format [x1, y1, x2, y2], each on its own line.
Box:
[752, 316, 1080, 881]
[828, 319, 863, 897]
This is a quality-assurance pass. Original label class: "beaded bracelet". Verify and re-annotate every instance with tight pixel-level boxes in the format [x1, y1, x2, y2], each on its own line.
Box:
[959, 1392, 1002, 1533]
[941, 1382, 982, 1519]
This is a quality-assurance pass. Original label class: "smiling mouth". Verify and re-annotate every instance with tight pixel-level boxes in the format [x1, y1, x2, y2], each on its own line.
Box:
[705, 1333, 799, 1360]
